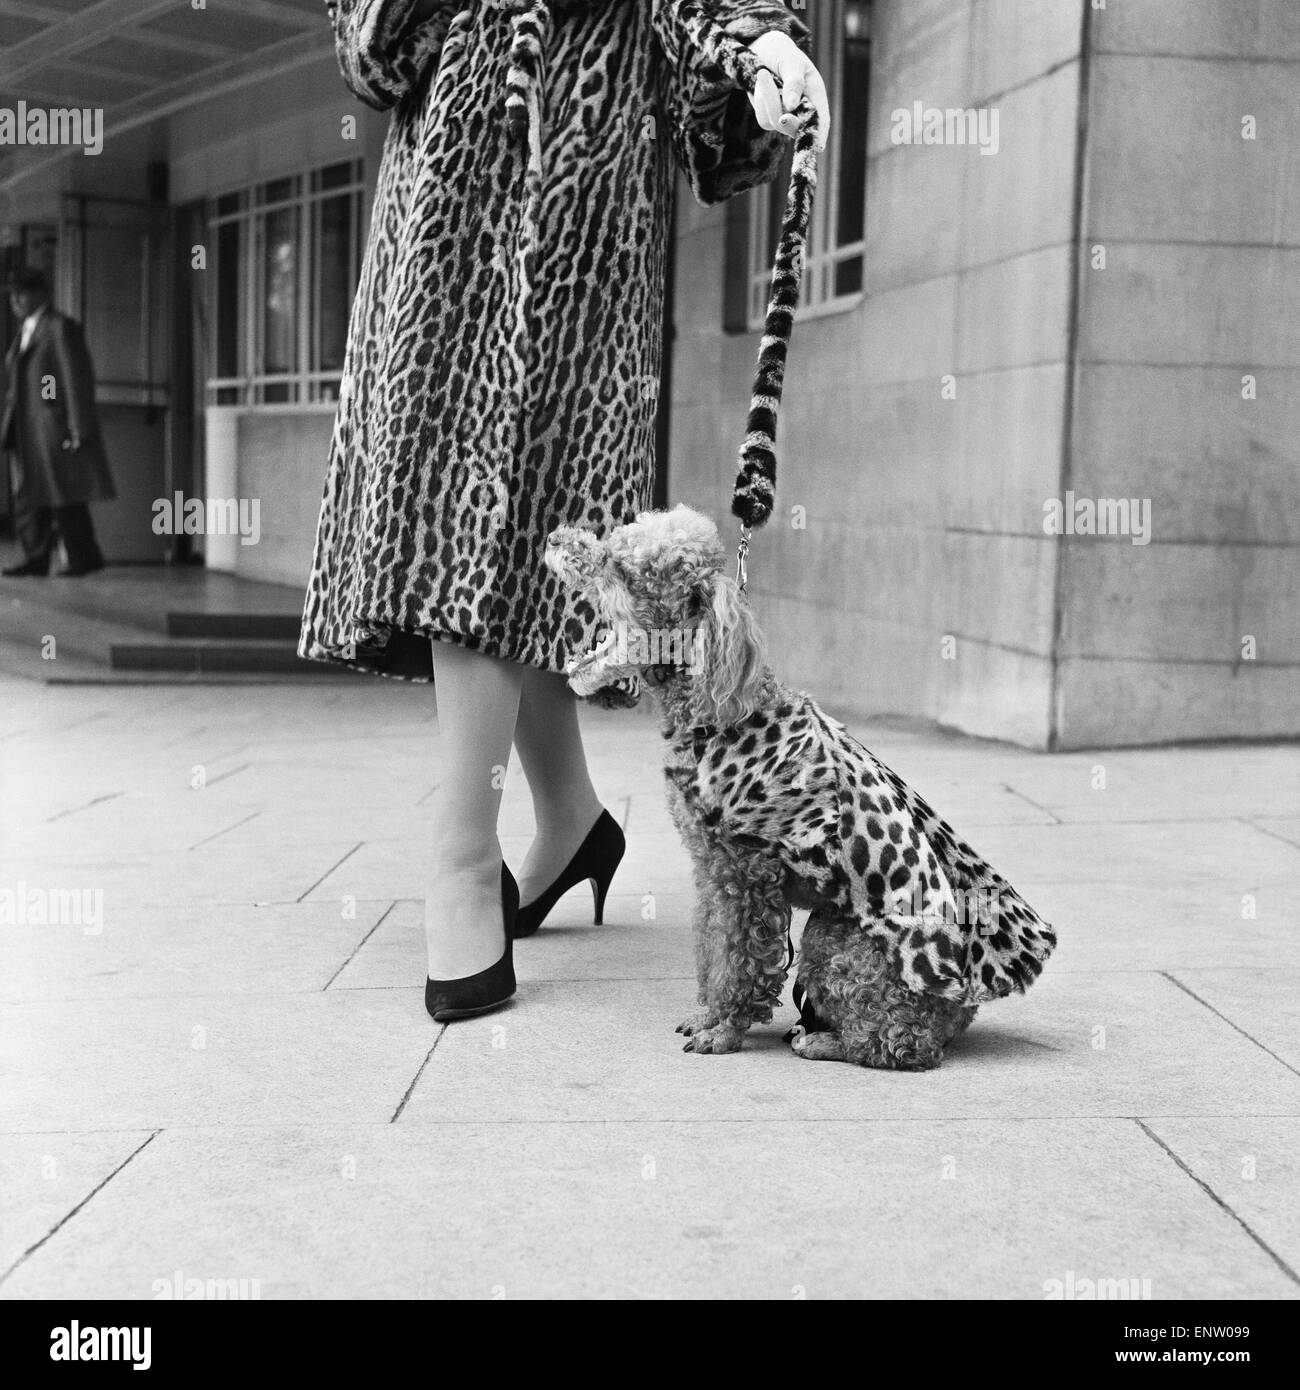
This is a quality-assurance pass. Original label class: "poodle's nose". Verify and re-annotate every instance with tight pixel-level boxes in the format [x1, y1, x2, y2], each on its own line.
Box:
[544, 525, 603, 584]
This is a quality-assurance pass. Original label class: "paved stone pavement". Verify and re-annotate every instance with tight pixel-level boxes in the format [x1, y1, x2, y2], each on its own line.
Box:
[1, 674, 1298, 1300]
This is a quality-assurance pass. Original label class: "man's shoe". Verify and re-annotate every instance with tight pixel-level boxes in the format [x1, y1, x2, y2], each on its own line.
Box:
[1, 557, 50, 577]
[54, 557, 105, 578]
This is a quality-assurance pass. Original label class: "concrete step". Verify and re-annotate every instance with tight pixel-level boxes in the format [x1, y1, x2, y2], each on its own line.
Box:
[1, 590, 126, 668]
[0, 563, 303, 634]
[0, 567, 352, 685]
[165, 611, 301, 641]
[110, 638, 339, 676]
[0, 645, 329, 686]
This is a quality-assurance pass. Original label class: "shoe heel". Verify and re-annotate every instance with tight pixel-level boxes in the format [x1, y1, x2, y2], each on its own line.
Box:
[512, 808, 624, 939]
[590, 832, 623, 925]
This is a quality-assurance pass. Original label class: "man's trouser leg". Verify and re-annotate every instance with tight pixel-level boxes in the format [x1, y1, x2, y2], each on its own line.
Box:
[11, 474, 54, 570]
[53, 503, 103, 571]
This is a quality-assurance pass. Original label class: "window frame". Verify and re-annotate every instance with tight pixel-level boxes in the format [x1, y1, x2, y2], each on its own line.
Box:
[207, 159, 364, 408]
[743, 0, 870, 330]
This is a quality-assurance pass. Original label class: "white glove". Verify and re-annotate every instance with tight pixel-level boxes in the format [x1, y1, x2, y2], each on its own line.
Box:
[745, 30, 831, 152]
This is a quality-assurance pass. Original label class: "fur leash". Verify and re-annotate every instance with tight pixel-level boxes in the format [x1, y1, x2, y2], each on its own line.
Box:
[712, 38, 821, 589]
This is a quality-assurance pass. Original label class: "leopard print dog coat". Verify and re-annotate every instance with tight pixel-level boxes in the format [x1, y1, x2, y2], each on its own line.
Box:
[299, 0, 809, 680]
[547, 507, 1058, 1044]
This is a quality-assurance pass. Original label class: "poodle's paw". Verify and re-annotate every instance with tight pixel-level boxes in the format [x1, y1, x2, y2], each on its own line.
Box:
[849, 1035, 945, 1071]
[884, 1045, 944, 1072]
[682, 1023, 745, 1055]
[675, 1011, 717, 1037]
[789, 1029, 846, 1062]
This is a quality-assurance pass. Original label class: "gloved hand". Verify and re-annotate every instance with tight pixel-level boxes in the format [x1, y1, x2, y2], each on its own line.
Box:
[745, 30, 831, 152]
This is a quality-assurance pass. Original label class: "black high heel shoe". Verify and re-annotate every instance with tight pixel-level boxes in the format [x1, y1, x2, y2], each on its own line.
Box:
[511, 809, 625, 939]
[425, 863, 519, 1021]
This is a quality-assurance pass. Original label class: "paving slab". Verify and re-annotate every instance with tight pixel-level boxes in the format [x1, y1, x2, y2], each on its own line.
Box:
[0, 900, 391, 1003]
[0, 1130, 154, 1279]
[1166, 970, 1300, 1074]
[396, 972, 1300, 1126]
[301, 838, 437, 903]
[950, 819, 1298, 895]
[181, 756, 432, 809]
[192, 805, 437, 849]
[1, 795, 272, 859]
[1001, 746, 1300, 824]
[0, 751, 241, 827]
[195, 793, 546, 848]
[329, 895, 696, 991]
[0, 840, 364, 908]
[304, 830, 695, 905]
[1143, 1117, 1300, 1281]
[2, 1120, 1293, 1300]
[0, 991, 437, 1131]
[1253, 818, 1300, 850]
[1014, 878, 1295, 974]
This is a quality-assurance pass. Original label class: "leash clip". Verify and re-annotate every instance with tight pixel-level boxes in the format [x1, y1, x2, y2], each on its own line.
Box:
[735, 526, 751, 592]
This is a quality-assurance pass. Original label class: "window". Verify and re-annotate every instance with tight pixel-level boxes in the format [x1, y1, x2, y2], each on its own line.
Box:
[208, 160, 364, 406]
[742, 0, 870, 328]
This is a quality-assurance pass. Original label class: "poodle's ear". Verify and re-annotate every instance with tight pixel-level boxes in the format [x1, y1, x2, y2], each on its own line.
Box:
[544, 525, 607, 586]
[688, 573, 767, 728]
[682, 553, 724, 608]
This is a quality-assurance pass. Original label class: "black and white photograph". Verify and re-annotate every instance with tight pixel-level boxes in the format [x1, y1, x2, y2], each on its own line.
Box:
[0, 0, 1296, 1335]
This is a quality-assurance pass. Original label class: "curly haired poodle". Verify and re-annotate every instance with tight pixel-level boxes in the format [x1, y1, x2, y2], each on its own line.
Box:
[545, 505, 1056, 1071]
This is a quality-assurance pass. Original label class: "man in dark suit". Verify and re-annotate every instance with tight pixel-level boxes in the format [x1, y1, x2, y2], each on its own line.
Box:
[1, 266, 115, 577]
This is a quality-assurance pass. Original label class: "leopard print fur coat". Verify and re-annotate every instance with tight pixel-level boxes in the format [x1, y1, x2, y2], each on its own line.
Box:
[299, 0, 808, 679]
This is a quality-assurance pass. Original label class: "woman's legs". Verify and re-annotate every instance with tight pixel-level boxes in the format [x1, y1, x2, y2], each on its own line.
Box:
[426, 643, 524, 979]
[512, 667, 604, 904]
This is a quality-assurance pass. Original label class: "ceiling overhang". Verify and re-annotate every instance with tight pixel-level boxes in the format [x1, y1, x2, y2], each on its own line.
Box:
[0, 0, 333, 195]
